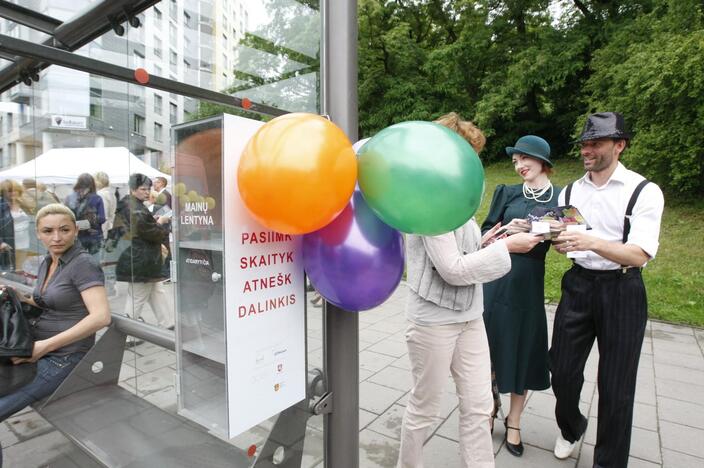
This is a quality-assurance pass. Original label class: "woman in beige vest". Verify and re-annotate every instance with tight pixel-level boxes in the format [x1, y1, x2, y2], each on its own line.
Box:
[397, 113, 542, 468]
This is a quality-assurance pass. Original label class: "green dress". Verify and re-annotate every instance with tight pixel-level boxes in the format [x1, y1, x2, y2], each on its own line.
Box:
[481, 183, 559, 394]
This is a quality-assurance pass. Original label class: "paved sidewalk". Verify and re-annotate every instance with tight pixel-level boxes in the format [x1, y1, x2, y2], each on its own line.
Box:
[2, 283, 703, 467]
[352, 285, 704, 468]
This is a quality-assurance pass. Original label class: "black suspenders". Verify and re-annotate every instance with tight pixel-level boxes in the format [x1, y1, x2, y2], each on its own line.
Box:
[563, 179, 650, 243]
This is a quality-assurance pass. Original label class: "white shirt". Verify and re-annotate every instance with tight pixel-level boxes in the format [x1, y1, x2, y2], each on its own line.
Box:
[558, 162, 664, 270]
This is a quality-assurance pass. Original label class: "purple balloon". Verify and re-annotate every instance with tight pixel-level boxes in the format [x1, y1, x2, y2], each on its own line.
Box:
[303, 190, 405, 312]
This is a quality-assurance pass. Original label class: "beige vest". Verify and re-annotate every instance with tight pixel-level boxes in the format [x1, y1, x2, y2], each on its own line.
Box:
[406, 222, 480, 311]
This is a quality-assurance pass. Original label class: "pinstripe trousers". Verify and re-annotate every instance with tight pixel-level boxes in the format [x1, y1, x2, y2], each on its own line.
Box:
[550, 264, 647, 468]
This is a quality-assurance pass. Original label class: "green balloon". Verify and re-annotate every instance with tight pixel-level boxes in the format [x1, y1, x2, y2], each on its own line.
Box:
[357, 121, 485, 236]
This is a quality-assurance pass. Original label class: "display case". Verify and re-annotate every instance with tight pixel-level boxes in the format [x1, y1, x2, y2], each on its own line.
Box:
[172, 114, 306, 439]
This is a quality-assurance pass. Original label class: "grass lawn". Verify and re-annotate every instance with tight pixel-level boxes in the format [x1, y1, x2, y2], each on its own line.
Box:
[477, 159, 704, 327]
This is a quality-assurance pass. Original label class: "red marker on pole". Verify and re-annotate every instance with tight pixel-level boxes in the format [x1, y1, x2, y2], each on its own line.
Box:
[134, 68, 150, 85]
[242, 97, 252, 110]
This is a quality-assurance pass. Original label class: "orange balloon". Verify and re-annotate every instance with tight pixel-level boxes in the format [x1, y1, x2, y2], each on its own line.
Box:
[238, 113, 357, 235]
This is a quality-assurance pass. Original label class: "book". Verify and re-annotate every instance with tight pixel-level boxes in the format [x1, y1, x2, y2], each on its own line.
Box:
[526, 205, 590, 229]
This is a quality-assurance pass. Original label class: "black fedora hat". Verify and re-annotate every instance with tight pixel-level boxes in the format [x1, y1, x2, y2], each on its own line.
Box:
[577, 112, 632, 142]
[505, 135, 553, 167]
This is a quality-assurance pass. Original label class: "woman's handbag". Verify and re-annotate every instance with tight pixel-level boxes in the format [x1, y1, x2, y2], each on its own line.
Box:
[0, 287, 38, 397]
[0, 287, 33, 358]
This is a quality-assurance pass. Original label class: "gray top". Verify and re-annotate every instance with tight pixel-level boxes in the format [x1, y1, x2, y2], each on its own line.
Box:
[32, 244, 105, 356]
[405, 218, 511, 326]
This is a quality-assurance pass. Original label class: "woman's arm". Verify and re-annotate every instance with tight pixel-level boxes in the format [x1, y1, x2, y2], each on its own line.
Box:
[12, 286, 111, 364]
[423, 227, 511, 287]
[424, 226, 543, 287]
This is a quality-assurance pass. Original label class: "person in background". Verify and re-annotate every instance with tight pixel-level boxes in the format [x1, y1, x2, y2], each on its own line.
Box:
[480, 135, 559, 456]
[397, 112, 543, 468]
[0, 181, 32, 271]
[0, 203, 111, 466]
[0, 182, 15, 272]
[94, 172, 117, 297]
[152, 177, 172, 280]
[110, 173, 173, 330]
[64, 173, 105, 259]
[550, 112, 664, 467]
[94, 172, 116, 241]
[152, 176, 172, 211]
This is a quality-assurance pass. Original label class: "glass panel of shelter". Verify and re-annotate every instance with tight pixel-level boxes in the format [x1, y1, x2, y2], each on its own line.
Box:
[1, 0, 324, 465]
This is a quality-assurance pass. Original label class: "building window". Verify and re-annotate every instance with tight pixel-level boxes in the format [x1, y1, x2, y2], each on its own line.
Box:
[170, 0, 177, 21]
[170, 50, 178, 68]
[232, 27, 237, 39]
[223, 53, 228, 71]
[154, 94, 163, 114]
[222, 33, 227, 49]
[154, 37, 162, 58]
[170, 23, 177, 44]
[133, 115, 145, 135]
[154, 7, 162, 22]
[133, 49, 145, 69]
[154, 122, 163, 142]
[170, 103, 178, 124]
[154, 64, 163, 76]
[184, 11, 191, 28]
[90, 87, 103, 119]
[183, 59, 191, 70]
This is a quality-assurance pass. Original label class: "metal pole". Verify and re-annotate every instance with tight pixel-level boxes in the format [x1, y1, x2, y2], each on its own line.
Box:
[321, 1, 359, 467]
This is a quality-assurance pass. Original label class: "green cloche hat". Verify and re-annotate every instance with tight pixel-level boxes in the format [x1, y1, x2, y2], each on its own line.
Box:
[505, 135, 552, 167]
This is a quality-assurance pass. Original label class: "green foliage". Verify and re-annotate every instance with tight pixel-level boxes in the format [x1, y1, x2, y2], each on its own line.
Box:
[358, 0, 704, 198]
[582, 1, 704, 196]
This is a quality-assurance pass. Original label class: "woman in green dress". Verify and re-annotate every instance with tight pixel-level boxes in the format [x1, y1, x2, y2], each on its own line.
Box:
[481, 135, 559, 457]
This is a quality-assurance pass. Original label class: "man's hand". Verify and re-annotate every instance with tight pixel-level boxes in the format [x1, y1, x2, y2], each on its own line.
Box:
[553, 230, 597, 255]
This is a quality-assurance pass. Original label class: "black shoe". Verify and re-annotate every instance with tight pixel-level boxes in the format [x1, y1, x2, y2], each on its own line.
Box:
[504, 417, 524, 457]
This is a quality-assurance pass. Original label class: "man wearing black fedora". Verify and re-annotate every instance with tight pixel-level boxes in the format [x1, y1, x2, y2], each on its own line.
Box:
[549, 112, 664, 467]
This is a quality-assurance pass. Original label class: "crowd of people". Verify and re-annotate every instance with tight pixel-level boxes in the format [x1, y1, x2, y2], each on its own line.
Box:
[0, 172, 175, 326]
[399, 111, 664, 468]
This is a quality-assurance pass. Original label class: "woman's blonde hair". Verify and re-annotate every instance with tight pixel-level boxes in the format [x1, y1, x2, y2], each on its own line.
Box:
[434, 112, 486, 154]
[36, 203, 76, 226]
[94, 171, 110, 189]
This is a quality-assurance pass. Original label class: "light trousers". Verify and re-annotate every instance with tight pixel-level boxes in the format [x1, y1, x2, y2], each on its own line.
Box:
[398, 318, 494, 468]
[123, 281, 174, 329]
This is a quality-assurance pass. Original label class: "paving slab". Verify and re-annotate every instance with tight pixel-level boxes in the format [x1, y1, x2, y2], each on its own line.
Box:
[366, 339, 409, 358]
[657, 396, 704, 429]
[421, 434, 464, 468]
[659, 420, 704, 459]
[654, 362, 704, 386]
[360, 381, 405, 415]
[360, 350, 398, 374]
[655, 378, 704, 404]
[367, 365, 414, 392]
[662, 448, 704, 468]
[359, 428, 399, 468]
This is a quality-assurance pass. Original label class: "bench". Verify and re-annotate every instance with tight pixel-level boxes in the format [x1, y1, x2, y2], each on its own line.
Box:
[2, 280, 323, 468]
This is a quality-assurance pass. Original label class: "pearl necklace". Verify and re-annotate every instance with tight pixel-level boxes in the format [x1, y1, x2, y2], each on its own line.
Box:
[523, 181, 553, 203]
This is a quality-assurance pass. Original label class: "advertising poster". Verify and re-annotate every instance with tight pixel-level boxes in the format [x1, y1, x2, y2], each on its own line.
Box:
[221, 114, 306, 437]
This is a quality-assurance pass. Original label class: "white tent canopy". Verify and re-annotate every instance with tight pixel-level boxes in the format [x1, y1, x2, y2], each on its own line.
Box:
[0, 147, 170, 185]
